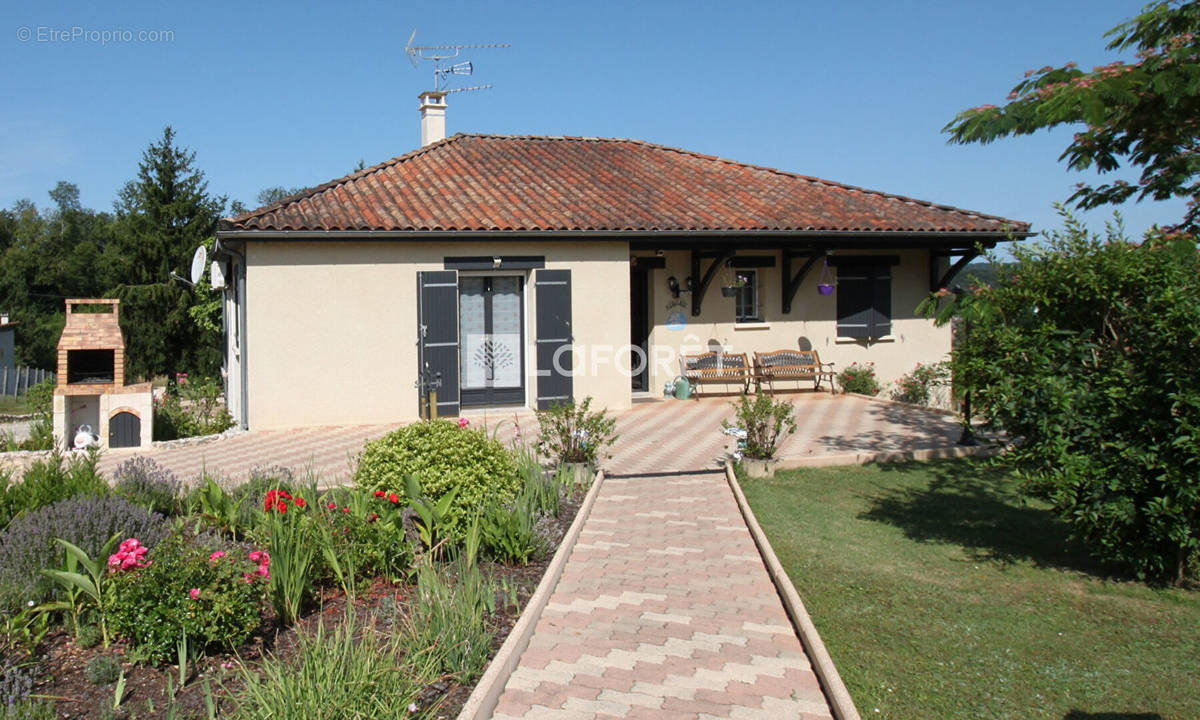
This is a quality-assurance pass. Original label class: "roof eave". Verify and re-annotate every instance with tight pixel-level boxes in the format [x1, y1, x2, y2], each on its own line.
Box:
[216, 227, 1032, 243]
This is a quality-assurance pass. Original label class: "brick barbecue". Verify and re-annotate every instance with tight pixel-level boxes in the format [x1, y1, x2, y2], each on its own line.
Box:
[52, 299, 153, 450]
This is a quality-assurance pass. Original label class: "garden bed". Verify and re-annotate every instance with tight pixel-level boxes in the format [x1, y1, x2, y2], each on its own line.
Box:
[0, 409, 611, 720]
[28, 509, 577, 720]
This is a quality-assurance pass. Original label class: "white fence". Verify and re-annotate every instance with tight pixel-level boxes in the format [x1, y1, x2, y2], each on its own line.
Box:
[0, 366, 55, 397]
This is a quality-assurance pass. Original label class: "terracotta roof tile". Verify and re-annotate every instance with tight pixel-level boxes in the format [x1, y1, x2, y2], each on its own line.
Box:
[221, 134, 1029, 235]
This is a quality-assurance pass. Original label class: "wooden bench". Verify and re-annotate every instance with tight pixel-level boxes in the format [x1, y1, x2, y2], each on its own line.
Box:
[681, 352, 753, 396]
[754, 349, 836, 393]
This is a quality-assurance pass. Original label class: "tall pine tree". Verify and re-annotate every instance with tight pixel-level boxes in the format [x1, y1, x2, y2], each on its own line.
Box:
[106, 127, 225, 380]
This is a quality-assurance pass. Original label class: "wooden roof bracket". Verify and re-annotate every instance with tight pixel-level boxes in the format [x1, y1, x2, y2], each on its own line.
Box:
[930, 249, 980, 292]
[781, 249, 825, 314]
[691, 249, 735, 316]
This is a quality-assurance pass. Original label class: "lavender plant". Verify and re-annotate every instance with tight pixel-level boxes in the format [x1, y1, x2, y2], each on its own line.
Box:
[0, 495, 169, 612]
[113, 456, 182, 516]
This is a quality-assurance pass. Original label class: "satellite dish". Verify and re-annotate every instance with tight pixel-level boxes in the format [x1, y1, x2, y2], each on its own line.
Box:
[210, 260, 227, 290]
[190, 246, 208, 285]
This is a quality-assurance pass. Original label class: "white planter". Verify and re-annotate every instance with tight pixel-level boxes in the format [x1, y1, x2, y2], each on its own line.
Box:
[741, 458, 778, 479]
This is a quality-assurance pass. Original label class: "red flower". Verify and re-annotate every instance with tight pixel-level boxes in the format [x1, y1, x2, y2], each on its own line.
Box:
[374, 490, 385, 498]
[327, 501, 337, 510]
[295, 497, 306, 509]
[388, 493, 399, 504]
[342, 506, 350, 513]
[369, 513, 379, 522]
[278, 501, 288, 514]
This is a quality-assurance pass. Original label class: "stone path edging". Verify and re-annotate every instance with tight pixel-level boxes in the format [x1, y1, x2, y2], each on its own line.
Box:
[456, 469, 608, 720]
[775, 443, 1001, 470]
[723, 463, 862, 720]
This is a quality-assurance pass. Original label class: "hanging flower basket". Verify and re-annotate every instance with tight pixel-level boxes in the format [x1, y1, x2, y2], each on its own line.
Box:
[721, 286, 738, 297]
[816, 258, 835, 295]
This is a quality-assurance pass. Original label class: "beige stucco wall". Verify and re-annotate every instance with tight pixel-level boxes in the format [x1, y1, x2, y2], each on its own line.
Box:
[639, 249, 952, 395]
[243, 241, 630, 429]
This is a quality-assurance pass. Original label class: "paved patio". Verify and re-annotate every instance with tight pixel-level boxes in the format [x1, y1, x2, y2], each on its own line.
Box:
[38, 392, 966, 484]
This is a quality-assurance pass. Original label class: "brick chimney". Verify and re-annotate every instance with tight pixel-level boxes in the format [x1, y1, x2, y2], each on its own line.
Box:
[419, 91, 447, 146]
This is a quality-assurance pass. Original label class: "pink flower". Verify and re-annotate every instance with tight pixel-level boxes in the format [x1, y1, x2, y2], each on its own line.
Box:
[248, 550, 263, 562]
[458, 417, 470, 428]
[209, 551, 226, 563]
[189, 588, 200, 600]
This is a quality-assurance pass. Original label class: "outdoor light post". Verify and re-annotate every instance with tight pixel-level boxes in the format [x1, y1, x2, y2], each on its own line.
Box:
[952, 286, 978, 446]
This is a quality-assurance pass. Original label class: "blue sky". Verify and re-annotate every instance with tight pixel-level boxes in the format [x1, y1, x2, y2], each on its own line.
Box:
[1, 1, 1184, 242]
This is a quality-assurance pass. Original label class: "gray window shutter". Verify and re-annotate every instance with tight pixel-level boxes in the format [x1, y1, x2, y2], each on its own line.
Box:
[535, 269, 573, 410]
[871, 268, 891, 337]
[417, 270, 460, 417]
[837, 264, 891, 338]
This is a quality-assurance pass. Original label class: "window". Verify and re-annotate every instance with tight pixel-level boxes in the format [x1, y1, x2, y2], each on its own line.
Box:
[735, 270, 759, 322]
[835, 260, 893, 338]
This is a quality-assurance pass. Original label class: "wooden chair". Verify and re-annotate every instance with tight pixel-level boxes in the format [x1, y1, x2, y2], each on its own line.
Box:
[754, 349, 836, 393]
[680, 352, 753, 396]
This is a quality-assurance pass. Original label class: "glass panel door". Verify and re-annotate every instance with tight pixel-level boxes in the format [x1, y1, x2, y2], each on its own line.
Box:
[459, 275, 525, 406]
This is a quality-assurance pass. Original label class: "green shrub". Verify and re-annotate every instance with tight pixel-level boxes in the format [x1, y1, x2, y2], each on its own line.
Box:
[108, 531, 267, 665]
[113, 456, 182, 516]
[312, 487, 413, 588]
[355, 420, 519, 541]
[837, 362, 881, 396]
[231, 466, 297, 531]
[535, 397, 618, 467]
[86, 655, 121, 685]
[480, 499, 542, 565]
[153, 375, 235, 440]
[890, 361, 951, 406]
[721, 392, 797, 460]
[3, 381, 54, 452]
[921, 214, 1200, 585]
[0, 450, 107, 531]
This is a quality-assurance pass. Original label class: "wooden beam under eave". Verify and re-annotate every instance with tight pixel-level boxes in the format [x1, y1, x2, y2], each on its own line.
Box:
[691, 249, 733, 316]
[931, 250, 980, 292]
[782, 250, 823, 314]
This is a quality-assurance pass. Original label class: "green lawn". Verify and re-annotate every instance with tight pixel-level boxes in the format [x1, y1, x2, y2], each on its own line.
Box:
[0, 395, 32, 415]
[741, 460, 1199, 720]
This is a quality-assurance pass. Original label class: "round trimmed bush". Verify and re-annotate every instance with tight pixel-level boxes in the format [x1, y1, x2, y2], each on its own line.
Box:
[354, 420, 519, 539]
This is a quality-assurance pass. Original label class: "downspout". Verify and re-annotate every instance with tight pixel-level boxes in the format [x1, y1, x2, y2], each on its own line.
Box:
[213, 237, 249, 430]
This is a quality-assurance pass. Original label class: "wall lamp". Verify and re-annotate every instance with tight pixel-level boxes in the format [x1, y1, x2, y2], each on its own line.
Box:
[667, 275, 693, 298]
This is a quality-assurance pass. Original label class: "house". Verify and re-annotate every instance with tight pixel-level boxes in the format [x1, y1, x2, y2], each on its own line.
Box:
[215, 114, 1029, 430]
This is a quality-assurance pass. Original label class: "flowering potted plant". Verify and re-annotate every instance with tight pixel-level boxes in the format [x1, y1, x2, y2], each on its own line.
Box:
[720, 270, 748, 297]
[721, 392, 797, 478]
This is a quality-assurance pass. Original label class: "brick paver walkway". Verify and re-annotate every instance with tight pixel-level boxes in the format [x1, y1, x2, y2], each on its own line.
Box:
[490, 470, 834, 719]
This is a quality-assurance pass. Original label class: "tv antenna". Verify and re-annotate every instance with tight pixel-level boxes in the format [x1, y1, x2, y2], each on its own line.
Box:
[405, 30, 509, 93]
